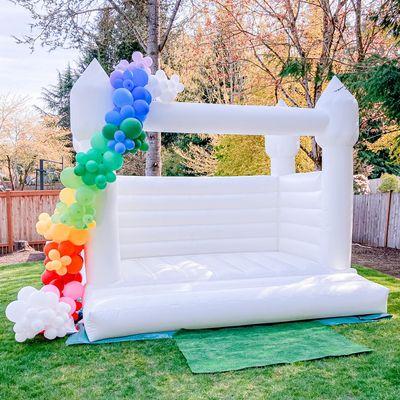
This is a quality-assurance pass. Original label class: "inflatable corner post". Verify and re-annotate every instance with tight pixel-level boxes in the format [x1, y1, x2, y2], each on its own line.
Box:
[5, 52, 183, 342]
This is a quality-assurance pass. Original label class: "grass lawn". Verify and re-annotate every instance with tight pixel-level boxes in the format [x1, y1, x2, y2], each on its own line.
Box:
[1, 262, 399, 400]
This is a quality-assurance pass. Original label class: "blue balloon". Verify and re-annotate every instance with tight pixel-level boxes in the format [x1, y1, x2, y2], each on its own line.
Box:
[112, 88, 133, 107]
[123, 79, 134, 91]
[132, 87, 152, 104]
[120, 105, 135, 120]
[114, 130, 126, 142]
[105, 110, 122, 126]
[123, 70, 133, 80]
[115, 142, 126, 154]
[113, 78, 123, 89]
[132, 68, 149, 87]
[133, 99, 150, 116]
[108, 140, 117, 150]
[125, 138, 135, 150]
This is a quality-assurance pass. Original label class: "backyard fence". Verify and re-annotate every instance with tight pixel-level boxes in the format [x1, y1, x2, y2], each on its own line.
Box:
[0, 190, 60, 254]
[0, 190, 399, 254]
[353, 192, 400, 249]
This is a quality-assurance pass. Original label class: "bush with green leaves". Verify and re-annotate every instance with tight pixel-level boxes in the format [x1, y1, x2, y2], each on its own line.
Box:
[378, 173, 400, 192]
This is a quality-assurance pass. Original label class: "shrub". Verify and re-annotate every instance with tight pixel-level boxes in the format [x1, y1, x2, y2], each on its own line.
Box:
[378, 173, 400, 192]
[353, 174, 371, 194]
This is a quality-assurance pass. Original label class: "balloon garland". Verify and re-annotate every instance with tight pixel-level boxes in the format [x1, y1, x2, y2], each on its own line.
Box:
[5, 52, 184, 342]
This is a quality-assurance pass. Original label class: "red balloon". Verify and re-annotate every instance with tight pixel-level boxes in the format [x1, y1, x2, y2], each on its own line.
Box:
[72, 312, 79, 321]
[58, 241, 76, 256]
[41, 270, 58, 285]
[58, 241, 84, 256]
[61, 272, 81, 284]
[44, 241, 58, 255]
[49, 278, 64, 292]
[75, 300, 82, 311]
[67, 254, 83, 274]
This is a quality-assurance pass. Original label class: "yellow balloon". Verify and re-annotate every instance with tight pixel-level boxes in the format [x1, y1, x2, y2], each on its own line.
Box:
[49, 223, 71, 243]
[60, 255, 72, 265]
[48, 249, 60, 260]
[59, 188, 76, 206]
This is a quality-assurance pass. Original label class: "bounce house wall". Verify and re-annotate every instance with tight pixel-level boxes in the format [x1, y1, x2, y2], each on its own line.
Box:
[116, 175, 279, 259]
[278, 172, 323, 263]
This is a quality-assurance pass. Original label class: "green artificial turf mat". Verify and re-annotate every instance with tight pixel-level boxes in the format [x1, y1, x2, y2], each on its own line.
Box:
[175, 320, 371, 373]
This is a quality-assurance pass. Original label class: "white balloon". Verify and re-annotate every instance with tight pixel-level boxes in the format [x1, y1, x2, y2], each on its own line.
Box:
[44, 328, 57, 340]
[17, 286, 37, 301]
[15, 333, 26, 343]
[31, 319, 44, 332]
[5, 301, 25, 322]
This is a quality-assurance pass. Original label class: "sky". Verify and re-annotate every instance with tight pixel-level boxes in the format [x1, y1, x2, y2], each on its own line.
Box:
[0, 0, 79, 107]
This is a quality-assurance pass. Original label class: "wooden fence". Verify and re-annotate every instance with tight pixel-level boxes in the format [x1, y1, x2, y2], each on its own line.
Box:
[0, 190, 60, 254]
[353, 192, 400, 249]
[0, 190, 399, 254]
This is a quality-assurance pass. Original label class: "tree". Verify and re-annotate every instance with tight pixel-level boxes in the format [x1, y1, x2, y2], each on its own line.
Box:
[14, 0, 184, 176]
[0, 95, 70, 190]
[197, 0, 392, 169]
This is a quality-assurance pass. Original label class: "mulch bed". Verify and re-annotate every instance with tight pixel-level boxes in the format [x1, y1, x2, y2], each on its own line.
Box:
[1, 243, 399, 278]
[352, 243, 400, 278]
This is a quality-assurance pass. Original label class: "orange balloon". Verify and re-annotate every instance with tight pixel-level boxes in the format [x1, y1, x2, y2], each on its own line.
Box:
[69, 228, 90, 246]
[58, 241, 77, 256]
[67, 254, 83, 274]
[44, 241, 58, 255]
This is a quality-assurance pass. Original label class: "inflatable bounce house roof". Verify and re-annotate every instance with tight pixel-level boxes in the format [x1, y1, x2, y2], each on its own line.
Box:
[6, 53, 388, 343]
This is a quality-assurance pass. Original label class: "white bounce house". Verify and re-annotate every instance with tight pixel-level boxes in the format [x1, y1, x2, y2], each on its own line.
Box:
[71, 60, 388, 342]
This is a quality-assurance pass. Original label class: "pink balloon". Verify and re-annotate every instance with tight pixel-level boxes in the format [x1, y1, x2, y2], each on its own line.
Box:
[60, 296, 76, 315]
[63, 281, 84, 300]
[41, 284, 60, 298]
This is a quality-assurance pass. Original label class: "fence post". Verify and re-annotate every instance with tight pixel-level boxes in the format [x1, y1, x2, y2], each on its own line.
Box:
[384, 191, 393, 247]
[5, 190, 14, 253]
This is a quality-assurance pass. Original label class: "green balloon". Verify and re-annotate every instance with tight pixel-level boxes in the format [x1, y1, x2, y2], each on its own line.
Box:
[76, 152, 88, 164]
[103, 151, 123, 171]
[82, 172, 96, 186]
[95, 174, 107, 190]
[51, 214, 61, 224]
[86, 160, 99, 173]
[69, 203, 84, 218]
[105, 171, 116, 183]
[140, 141, 149, 152]
[60, 167, 83, 189]
[76, 186, 96, 205]
[139, 132, 146, 142]
[120, 118, 142, 139]
[74, 164, 86, 177]
[91, 131, 108, 151]
[134, 139, 142, 149]
[87, 148, 103, 163]
[83, 214, 93, 225]
[102, 123, 118, 140]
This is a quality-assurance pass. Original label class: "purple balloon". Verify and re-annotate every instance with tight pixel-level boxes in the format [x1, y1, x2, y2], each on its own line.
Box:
[112, 88, 133, 107]
[110, 71, 124, 88]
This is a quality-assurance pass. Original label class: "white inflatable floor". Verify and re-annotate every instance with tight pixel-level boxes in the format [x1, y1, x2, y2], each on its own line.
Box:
[84, 251, 388, 341]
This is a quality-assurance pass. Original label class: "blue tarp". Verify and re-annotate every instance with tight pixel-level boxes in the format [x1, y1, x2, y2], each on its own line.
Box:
[66, 313, 391, 346]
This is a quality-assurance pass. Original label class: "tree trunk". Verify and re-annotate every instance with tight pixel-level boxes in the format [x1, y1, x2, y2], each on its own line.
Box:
[145, 0, 162, 176]
[6, 156, 15, 191]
